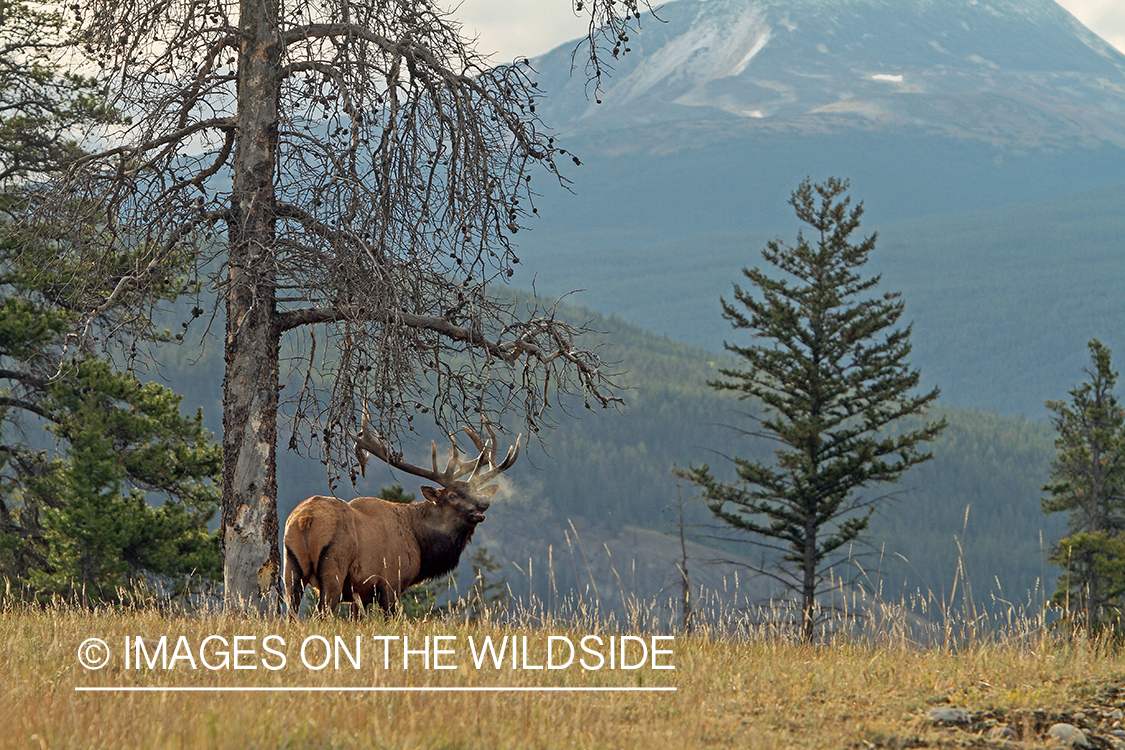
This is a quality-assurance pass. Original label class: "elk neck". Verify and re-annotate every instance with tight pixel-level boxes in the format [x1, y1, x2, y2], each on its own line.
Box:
[408, 500, 477, 582]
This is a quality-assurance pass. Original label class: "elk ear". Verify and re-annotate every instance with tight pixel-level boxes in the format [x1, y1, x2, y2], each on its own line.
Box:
[475, 485, 499, 500]
[420, 486, 444, 503]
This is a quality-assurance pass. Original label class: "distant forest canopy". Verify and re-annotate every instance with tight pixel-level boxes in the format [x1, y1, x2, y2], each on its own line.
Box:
[510, 177, 1125, 419]
[151, 292, 1065, 610]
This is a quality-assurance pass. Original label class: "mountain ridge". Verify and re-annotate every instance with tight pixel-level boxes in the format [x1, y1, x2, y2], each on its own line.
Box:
[153, 293, 1065, 616]
[533, 0, 1125, 149]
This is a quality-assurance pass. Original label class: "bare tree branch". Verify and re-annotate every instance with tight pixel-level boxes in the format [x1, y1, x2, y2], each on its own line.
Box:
[0, 397, 52, 421]
[14, 0, 638, 613]
[0, 370, 48, 389]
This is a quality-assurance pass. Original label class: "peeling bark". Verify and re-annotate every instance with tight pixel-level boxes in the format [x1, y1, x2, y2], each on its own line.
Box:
[220, 0, 284, 614]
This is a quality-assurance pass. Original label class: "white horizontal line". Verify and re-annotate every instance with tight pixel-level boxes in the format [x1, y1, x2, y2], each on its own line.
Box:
[76, 686, 677, 693]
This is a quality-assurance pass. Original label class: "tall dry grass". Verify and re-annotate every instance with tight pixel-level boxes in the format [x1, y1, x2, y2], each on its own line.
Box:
[4, 577, 1125, 750]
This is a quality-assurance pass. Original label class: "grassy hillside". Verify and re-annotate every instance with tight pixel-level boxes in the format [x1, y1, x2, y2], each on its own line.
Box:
[867, 409, 1061, 609]
[487, 309, 1065, 613]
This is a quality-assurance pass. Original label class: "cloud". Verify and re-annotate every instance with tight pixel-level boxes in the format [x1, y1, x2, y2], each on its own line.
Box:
[446, 0, 588, 62]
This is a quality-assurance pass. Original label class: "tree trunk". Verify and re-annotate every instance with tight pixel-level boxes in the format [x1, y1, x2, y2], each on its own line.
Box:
[802, 516, 816, 643]
[220, 0, 283, 614]
[678, 487, 693, 635]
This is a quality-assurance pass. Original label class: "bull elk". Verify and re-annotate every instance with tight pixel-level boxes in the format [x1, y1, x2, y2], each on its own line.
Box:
[282, 414, 520, 618]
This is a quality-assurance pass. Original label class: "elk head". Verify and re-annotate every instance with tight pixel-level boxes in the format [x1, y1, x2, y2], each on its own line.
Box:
[353, 411, 521, 528]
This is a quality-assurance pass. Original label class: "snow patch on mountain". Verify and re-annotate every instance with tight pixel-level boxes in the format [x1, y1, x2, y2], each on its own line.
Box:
[599, 3, 772, 108]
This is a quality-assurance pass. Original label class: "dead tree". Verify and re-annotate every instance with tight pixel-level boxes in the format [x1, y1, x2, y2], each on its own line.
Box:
[15, 0, 645, 613]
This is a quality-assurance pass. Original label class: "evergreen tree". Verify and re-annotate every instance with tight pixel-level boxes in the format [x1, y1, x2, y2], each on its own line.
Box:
[1042, 339, 1125, 635]
[1, 351, 223, 603]
[0, 7, 221, 600]
[678, 178, 944, 642]
[451, 546, 509, 621]
[380, 485, 416, 506]
[0, 0, 113, 185]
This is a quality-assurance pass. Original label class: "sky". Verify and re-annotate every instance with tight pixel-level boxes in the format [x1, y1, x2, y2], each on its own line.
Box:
[1058, 0, 1125, 53]
[448, 0, 1125, 64]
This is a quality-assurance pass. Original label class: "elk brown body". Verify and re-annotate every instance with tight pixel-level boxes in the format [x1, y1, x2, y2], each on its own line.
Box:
[282, 416, 518, 617]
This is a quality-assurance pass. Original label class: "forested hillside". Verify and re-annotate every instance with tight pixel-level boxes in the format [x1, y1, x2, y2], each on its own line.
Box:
[514, 182, 1125, 418]
[156, 297, 1065, 614]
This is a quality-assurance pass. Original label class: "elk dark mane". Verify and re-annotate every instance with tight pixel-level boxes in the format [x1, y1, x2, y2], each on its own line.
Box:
[414, 515, 476, 583]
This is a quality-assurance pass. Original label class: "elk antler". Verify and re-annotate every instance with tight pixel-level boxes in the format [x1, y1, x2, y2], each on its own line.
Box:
[354, 411, 453, 484]
[460, 417, 521, 488]
[353, 411, 520, 489]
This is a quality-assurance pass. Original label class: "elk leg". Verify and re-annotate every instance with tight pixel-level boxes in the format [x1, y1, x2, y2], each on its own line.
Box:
[318, 572, 344, 617]
[376, 583, 398, 618]
[283, 547, 305, 619]
[342, 578, 365, 619]
[286, 576, 304, 619]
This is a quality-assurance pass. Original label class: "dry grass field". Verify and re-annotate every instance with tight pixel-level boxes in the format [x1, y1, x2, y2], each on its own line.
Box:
[5, 594, 1125, 750]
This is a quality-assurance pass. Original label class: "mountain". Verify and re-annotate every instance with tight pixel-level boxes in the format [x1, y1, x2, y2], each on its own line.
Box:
[519, 0, 1125, 242]
[535, 0, 1125, 147]
[125, 0, 1112, 618]
[505, 183, 1125, 416]
[506, 0, 1125, 418]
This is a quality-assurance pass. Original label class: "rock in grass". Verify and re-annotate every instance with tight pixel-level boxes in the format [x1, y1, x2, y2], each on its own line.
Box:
[987, 726, 1018, 741]
[927, 707, 971, 725]
[1047, 723, 1089, 747]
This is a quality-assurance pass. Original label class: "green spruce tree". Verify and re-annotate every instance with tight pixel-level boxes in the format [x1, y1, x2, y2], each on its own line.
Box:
[678, 177, 945, 642]
[0, 4, 220, 601]
[23, 361, 221, 603]
[0, 0, 112, 184]
[1, 343, 223, 603]
[452, 546, 509, 622]
[1042, 339, 1125, 636]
